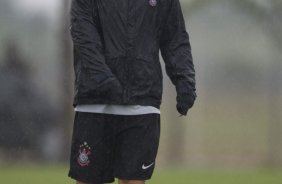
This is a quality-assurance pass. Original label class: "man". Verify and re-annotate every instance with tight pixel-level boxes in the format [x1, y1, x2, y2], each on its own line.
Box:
[68, 0, 197, 183]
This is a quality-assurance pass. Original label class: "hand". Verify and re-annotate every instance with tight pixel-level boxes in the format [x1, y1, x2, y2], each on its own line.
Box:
[98, 78, 123, 95]
[175, 80, 196, 116]
[109, 78, 123, 95]
[176, 94, 195, 116]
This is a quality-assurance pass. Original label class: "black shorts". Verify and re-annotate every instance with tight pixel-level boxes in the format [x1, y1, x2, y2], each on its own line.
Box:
[68, 112, 161, 184]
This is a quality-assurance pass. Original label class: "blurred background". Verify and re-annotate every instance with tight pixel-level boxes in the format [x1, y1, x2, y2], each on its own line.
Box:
[0, 0, 281, 183]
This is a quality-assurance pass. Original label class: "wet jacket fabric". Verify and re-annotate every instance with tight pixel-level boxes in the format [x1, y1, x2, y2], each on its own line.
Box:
[70, 0, 197, 111]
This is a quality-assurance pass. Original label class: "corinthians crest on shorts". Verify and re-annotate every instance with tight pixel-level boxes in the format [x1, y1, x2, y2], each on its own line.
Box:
[77, 142, 91, 167]
[149, 0, 157, 6]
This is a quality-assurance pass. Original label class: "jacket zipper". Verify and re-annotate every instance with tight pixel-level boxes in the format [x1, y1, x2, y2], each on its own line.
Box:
[124, 0, 131, 103]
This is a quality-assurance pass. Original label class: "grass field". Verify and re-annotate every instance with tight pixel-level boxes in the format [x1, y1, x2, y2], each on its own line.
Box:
[0, 165, 282, 184]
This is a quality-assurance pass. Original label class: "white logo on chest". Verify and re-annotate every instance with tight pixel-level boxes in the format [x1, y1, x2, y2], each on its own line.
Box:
[149, 0, 157, 7]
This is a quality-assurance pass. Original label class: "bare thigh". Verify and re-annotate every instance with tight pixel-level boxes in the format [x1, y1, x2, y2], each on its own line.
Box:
[118, 179, 145, 184]
[76, 181, 88, 184]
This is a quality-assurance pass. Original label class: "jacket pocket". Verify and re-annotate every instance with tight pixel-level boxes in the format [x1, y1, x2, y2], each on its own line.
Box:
[129, 58, 162, 98]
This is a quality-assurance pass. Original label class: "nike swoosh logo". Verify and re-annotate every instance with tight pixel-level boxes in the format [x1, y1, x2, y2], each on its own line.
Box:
[142, 162, 154, 170]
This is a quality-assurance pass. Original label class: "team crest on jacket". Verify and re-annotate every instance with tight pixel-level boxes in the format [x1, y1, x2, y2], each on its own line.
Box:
[77, 142, 91, 167]
[149, 0, 157, 6]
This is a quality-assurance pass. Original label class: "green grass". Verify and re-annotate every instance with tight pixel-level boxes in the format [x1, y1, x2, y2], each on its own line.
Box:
[0, 165, 282, 184]
[152, 168, 282, 184]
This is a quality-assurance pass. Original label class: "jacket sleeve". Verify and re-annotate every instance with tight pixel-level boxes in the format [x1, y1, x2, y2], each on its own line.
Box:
[70, 0, 119, 89]
[160, 0, 197, 100]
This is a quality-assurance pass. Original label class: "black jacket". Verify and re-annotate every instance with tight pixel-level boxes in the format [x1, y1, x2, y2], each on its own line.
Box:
[70, 0, 197, 114]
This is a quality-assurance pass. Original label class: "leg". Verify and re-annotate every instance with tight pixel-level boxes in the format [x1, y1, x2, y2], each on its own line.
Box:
[76, 181, 107, 184]
[113, 114, 161, 183]
[76, 181, 88, 184]
[118, 179, 145, 184]
[68, 112, 115, 184]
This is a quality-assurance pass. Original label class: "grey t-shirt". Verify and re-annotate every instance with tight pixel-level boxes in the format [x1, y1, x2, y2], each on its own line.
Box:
[74, 104, 160, 115]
